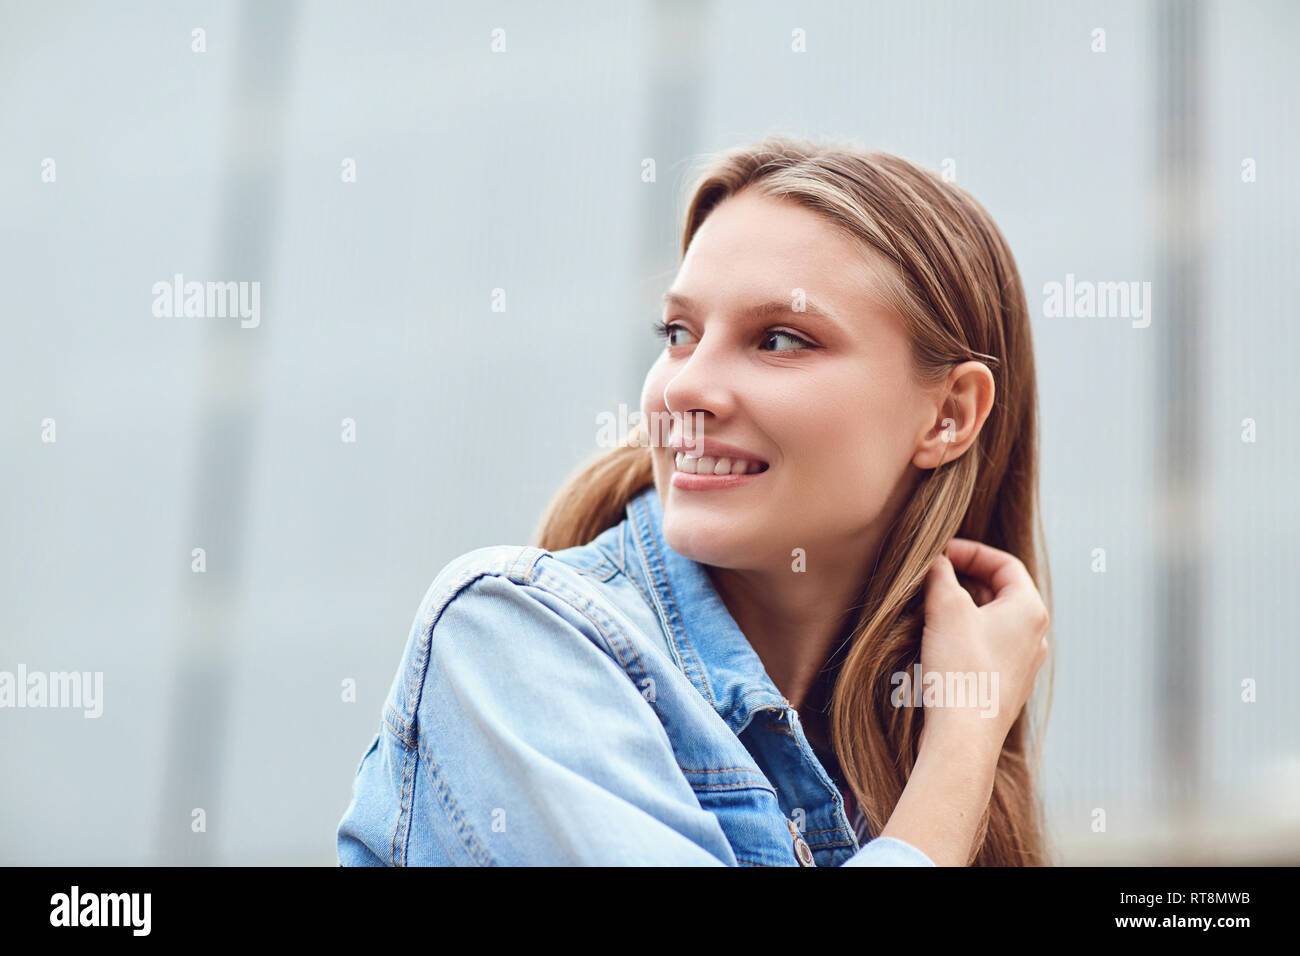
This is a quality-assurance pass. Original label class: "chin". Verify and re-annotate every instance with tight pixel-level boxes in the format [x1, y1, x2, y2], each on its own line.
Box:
[661, 509, 751, 568]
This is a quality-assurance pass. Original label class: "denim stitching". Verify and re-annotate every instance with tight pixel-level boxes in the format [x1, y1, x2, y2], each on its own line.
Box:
[516, 567, 772, 848]
[765, 723, 855, 846]
[536, 566, 762, 816]
[417, 735, 493, 866]
[417, 545, 808, 863]
[528, 563, 780, 803]
[688, 782, 779, 794]
[395, 544, 818, 864]
[405, 550, 545, 730]
[594, 527, 627, 577]
[405, 566, 493, 725]
[515, 553, 850, 862]
[529, 565, 660, 713]
[390, 741, 411, 866]
[630, 496, 717, 710]
[507, 546, 544, 581]
[399, 745, 415, 866]
[572, 555, 618, 582]
[531, 563, 797, 841]
[679, 766, 766, 775]
[787, 737, 855, 849]
[619, 526, 657, 608]
[808, 837, 856, 850]
[640, 526, 709, 697]
[384, 707, 415, 749]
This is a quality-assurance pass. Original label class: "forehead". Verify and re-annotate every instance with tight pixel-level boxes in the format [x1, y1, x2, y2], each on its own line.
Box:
[676, 189, 893, 313]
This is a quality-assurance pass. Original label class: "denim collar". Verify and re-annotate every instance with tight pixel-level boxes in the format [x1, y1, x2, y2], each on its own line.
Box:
[625, 485, 791, 735]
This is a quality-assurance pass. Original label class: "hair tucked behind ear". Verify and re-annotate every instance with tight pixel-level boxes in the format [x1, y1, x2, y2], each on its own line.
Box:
[534, 135, 1054, 866]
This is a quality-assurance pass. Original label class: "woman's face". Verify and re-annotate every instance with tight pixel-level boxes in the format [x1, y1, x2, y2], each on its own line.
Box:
[641, 188, 939, 571]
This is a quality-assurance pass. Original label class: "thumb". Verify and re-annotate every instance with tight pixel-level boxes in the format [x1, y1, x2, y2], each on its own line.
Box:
[924, 551, 960, 607]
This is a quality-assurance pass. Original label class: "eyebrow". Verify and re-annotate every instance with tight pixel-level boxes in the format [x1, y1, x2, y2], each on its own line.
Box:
[661, 290, 844, 331]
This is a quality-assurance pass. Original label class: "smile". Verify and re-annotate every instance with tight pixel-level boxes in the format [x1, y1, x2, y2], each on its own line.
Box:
[673, 453, 768, 475]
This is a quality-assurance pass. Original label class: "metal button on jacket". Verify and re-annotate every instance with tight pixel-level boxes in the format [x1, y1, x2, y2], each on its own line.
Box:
[787, 818, 816, 867]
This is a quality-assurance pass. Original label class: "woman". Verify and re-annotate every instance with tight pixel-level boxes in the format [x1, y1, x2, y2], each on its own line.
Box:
[337, 136, 1053, 866]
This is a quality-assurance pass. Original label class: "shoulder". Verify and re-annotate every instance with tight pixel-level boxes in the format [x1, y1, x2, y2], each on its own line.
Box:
[412, 541, 625, 642]
[384, 542, 654, 736]
[350, 549, 722, 867]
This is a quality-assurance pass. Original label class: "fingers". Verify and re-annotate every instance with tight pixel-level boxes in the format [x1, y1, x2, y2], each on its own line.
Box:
[924, 551, 975, 612]
[944, 537, 1035, 598]
[957, 574, 994, 606]
[925, 551, 957, 589]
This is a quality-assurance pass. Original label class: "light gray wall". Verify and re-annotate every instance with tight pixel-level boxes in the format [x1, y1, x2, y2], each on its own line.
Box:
[1, 0, 1295, 864]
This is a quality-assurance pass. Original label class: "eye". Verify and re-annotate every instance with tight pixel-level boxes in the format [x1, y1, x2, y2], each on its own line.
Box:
[652, 319, 697, 347]
[652, 318, 815, 353]
[760, 328, 814, 352]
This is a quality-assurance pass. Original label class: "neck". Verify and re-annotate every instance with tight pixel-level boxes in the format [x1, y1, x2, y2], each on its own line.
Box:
[704, 536, 876, 729]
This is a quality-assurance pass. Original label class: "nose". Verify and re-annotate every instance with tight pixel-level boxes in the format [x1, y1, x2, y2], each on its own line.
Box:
[661, 334, 738, 425]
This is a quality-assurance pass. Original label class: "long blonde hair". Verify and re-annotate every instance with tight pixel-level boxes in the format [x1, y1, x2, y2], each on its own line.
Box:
[533, 136, 1053, 866]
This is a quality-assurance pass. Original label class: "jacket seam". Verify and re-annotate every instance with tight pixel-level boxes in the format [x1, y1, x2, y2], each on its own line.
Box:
[396, 542, 801, 863]
[688, 782, 778, 794]
[572, 554, 618, 582]
[631, 501, 717, 710]
[404, 555, 543, 732]
[528, 564, 664, 716]
[618, 525, 657, 609]
[626, 497, 857, 858]
[391, 741, 413, 866]
[385, 707, 415, 749]
[416, 734, 494, 866]
[528, 561, 762, 795]
[768, 723, 856, 848]
[401, 550, 704, 863]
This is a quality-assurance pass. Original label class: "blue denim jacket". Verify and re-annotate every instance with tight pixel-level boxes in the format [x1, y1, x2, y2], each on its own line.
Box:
[337, 485, 936, 866]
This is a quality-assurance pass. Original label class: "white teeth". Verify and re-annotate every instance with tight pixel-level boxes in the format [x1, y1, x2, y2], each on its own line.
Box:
[673, 452, 764, 475]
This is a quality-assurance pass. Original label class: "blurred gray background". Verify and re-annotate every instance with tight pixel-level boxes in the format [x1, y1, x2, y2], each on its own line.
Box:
[2, 0, 1296, 865]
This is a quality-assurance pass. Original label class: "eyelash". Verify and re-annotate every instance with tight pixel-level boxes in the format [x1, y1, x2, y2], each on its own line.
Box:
[651, 319, 816, 352]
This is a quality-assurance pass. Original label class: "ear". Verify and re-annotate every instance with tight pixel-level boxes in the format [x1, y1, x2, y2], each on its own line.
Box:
[911, 361, 996, 469]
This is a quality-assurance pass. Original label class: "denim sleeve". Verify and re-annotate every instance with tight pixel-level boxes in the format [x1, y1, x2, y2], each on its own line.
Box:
[842, 835, 938, 866]
[340, 571, 736, 866]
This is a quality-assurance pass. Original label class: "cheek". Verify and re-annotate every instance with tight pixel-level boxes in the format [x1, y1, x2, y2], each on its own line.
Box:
[784, 376, 895, 460]
[779, 382, 915, 513]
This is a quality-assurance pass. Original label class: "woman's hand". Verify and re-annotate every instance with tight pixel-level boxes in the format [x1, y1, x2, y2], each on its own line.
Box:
[914, 537, 1050, 757]
[878, 539, 1048, 866]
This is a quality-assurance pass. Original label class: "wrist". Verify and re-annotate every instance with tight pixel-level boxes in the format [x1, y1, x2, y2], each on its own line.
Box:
[888, 727, 999, 866]
[918, 720, 1004, 773]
